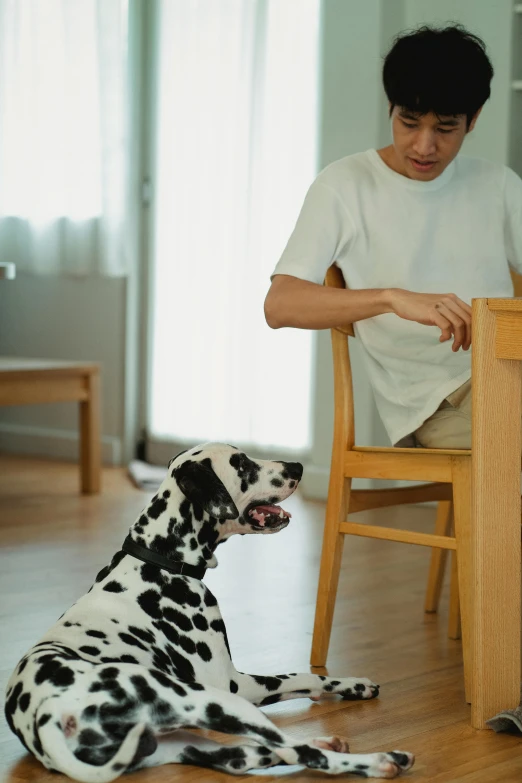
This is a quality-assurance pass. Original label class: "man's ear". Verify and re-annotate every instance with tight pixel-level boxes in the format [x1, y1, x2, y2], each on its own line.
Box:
[173, 459, 239, 520]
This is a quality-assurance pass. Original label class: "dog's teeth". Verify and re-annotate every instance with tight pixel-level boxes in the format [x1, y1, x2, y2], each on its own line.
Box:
[279, 510, 284, 518]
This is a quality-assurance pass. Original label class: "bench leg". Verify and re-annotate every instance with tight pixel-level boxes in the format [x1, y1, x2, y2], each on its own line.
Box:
[79, 372, 101, 494]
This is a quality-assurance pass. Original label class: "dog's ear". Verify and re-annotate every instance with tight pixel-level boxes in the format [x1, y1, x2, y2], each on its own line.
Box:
[173, 459, 239, 520]
[168, 449, 188, 469]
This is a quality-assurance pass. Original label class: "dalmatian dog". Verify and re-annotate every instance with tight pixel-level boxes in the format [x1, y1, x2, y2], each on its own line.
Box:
[5, 443, 414, 781]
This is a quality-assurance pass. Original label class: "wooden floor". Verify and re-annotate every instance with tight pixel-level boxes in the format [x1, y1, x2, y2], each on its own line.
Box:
[1, 456, 522, 782]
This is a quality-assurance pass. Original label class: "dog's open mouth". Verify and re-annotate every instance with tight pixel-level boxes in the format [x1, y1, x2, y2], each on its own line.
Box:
[246, 503, 292, 531]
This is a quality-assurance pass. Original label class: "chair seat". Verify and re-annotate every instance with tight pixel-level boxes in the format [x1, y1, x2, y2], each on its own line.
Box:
[345, 446, 470, 483]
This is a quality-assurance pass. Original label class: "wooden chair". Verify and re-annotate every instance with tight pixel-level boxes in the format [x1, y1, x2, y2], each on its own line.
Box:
[310, 264, 522, 700]
[0, 358, 101, 494]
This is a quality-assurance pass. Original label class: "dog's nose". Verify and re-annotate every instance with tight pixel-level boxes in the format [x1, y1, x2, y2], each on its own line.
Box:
[285, 462, 303, 481]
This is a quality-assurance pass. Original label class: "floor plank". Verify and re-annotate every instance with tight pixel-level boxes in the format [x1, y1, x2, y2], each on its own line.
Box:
[1, 455, 521, 782]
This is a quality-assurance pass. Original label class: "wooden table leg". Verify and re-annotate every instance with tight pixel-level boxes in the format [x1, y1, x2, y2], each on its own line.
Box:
[471, 299, 521, 728]
[79, 371, 101, 494]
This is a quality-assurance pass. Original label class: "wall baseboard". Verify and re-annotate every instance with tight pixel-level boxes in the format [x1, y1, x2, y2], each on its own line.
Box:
[0, 423, 122, 465]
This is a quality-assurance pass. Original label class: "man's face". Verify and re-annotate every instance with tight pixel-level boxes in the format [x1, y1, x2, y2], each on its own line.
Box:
[387, 105, 481, 181]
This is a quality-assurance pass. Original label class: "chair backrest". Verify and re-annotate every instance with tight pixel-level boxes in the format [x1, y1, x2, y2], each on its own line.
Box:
[324, 264, 354, 336]
[324, 264, 356, 448]
[511, 269, 522, 297]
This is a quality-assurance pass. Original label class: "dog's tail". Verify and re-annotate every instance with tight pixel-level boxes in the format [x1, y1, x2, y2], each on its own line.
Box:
[37, 711, 146, 783]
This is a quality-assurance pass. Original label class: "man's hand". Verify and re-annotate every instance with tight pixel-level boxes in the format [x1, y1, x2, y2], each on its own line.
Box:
[388, 290, 472, 351]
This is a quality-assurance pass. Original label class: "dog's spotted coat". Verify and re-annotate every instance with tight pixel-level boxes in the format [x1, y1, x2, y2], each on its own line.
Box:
[5, 443, 414, 780]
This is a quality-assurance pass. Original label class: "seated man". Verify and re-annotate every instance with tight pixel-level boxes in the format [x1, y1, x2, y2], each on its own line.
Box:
[264, 23, 522, 450]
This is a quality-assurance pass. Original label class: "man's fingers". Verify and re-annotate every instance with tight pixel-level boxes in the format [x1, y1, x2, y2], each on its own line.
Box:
[439, 307, 465, 350]
[435, 300, 472, 351]
[433, 311, 466, 350]
[443, 299, 472, 349]
[445, 294, 472, 317]
[433, 312, 453, 343]
[437, 293, 472, 314]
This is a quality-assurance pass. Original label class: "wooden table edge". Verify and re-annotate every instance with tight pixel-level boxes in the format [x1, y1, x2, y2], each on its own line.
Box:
[486, 297, 522, 312]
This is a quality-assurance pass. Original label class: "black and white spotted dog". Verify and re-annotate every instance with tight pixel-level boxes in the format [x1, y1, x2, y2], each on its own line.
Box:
[5, 443, 414, 781]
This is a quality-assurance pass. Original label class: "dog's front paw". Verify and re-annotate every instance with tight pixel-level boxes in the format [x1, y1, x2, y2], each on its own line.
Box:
[362, 751, 415, 778]
[337, 677, 379, 700]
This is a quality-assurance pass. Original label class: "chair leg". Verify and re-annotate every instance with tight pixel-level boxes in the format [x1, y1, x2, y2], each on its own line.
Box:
[424, 500, 453, 613]
[448, 550, 462, 640]
[452, 458, 473, 704]
[310, 477, 350, 668]
[79, 372, 102, 495]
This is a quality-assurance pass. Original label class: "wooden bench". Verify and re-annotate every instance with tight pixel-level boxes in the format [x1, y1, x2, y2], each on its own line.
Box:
[0, 358, 101, 494]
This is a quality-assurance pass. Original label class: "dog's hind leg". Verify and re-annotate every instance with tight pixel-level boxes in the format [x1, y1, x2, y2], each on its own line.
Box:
[172, 684, 414, 778]
[130, 731, 283, 775]
[231, 672, 379, 705]
[89, 668, 412, 777]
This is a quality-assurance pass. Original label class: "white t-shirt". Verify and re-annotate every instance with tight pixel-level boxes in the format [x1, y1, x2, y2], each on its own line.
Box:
[272, 148, 522, 446]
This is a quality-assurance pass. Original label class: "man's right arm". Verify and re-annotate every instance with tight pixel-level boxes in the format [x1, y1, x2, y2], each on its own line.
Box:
[264, 274, 393, 330]
[264, 274, 473, 352]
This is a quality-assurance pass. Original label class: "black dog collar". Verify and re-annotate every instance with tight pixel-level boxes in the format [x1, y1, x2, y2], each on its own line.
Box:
[122, 535, 207, 580]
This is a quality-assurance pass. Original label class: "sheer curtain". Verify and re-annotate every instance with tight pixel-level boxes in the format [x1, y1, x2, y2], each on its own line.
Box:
[0, 0, 129, 276]
[149, 0, 320, 453]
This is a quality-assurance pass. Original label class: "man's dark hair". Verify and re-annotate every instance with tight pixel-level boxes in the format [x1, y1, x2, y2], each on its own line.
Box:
[383, 24, 494, 130]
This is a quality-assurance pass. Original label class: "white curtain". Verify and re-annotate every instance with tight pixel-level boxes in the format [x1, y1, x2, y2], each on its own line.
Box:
[149, 0, 319, 452]
[0, 0, 128, 276]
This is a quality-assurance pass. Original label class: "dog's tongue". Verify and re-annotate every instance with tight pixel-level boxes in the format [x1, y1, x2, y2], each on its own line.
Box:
[248, 504, 291, 526]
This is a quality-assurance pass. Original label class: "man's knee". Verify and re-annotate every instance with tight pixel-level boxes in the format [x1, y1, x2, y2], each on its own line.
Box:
[414, 411, 471, 450]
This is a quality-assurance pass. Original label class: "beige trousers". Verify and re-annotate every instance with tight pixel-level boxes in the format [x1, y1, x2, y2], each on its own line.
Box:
[414, 378, 473, 449]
